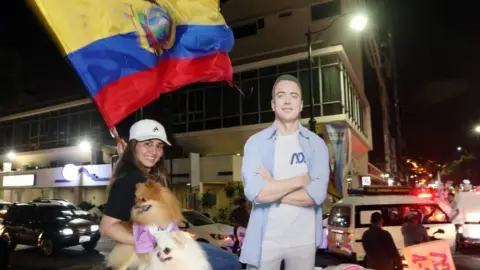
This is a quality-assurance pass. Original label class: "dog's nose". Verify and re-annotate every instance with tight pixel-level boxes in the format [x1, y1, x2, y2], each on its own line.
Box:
[163, 247, 171, 255]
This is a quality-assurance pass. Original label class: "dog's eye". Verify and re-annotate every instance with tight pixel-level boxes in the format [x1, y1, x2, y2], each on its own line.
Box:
[164, 247, 171, 254]
[140, 197, 147, 202]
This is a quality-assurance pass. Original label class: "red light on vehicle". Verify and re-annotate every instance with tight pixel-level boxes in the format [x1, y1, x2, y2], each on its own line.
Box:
[418, 193, 432, 199]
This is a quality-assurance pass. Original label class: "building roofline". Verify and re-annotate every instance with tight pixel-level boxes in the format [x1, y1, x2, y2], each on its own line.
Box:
[0, 98, 92, 123]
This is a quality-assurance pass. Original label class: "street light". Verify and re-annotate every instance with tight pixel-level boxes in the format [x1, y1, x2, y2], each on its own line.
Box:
[457, 146, 462, 152]
[6, 151, 16, 161]
[306, 13, 368, 131]
[78, 140, 92, 152]
[474, 125, 480, 134]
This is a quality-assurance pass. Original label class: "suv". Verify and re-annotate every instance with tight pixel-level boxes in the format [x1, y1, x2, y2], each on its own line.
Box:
[0, 203, 101, 256]
[30, 199, 92, 220]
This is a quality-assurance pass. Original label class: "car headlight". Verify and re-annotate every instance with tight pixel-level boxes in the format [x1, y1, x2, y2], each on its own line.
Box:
[90, 225, 99, 232]
[60, 228, 74, 235]
[210, 234, 230, 241]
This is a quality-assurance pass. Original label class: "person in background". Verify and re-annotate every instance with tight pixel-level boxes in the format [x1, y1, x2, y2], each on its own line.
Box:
[401, 210, 430, 247]
[230, 197, 250, 228]
[362, 212, 403, 270]
[448, 192, 461, 231]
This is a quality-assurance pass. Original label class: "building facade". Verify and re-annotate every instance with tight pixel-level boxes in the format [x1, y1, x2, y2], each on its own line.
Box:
[0, 0, 378, 215]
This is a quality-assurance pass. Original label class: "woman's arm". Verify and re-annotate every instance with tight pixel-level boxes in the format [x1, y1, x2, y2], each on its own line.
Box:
[100, 215, 134, 245]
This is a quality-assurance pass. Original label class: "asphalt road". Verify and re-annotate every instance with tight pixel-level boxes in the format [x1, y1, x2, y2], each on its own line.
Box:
[10, 239, 480, 270]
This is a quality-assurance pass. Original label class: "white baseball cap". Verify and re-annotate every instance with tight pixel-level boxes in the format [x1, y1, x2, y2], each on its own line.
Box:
[129, 119, 171, 146]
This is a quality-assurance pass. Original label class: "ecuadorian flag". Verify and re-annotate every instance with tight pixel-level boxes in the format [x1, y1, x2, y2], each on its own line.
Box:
[29, 0, 234, 128]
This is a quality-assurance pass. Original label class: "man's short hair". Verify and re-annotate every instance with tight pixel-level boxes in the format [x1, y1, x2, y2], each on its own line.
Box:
[371, 212, 383, 224]
[272, 74, 302, 99]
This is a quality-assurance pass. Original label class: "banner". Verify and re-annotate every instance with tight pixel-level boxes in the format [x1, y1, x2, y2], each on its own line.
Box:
[326, 123, 349, 196]
[403, 240, 455, 270]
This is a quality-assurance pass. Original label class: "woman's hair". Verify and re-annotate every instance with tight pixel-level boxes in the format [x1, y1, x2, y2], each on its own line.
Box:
[109, 139, 169, 188]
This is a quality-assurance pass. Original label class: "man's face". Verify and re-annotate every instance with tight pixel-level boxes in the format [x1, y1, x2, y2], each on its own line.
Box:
[271, 80, 303, 122]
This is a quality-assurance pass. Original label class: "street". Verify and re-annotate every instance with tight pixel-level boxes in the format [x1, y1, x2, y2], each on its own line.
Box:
[10, 238, 480, 270]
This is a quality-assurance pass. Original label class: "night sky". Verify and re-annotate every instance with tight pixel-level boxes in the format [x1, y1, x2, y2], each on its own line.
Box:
[1, 0, 480, 164]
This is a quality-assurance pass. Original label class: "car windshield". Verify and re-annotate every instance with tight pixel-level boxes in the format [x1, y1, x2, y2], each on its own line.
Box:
[182, 211, 215, 226]
[41, 206, 76, 220]
[0, 204, 10, 211]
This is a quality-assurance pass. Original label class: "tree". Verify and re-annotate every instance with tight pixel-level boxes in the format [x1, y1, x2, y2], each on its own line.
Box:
[442, 154, 478, 184]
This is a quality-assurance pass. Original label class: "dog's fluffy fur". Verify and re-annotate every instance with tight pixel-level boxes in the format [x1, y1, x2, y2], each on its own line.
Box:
[106, 180, 184, 270]
[148, 230, 212, 270]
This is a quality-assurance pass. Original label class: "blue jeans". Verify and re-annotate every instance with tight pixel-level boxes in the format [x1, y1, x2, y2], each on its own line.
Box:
[199, 242, 241, 270]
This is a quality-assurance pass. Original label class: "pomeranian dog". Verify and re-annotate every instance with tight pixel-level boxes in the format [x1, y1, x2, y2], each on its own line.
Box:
[148, 230, 212, 270]
[106, 179, 184, 270]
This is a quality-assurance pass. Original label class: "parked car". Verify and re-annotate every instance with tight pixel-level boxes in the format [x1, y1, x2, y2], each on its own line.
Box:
[30, 199, 92, 220]
[0, 202, 100, 256]
[180, 210, 235, 251]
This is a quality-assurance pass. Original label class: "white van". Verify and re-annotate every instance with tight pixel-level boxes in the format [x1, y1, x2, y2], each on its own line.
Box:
[455, 190, 480, 249]
[327, 186, 457, 262]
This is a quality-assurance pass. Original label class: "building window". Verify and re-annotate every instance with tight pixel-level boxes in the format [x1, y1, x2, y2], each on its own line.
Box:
[311, 0, 341, 21]
[232, 18, 264, 39]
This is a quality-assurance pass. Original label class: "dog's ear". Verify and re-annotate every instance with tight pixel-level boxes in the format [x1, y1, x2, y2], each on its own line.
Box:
[172, 231, 186, 248]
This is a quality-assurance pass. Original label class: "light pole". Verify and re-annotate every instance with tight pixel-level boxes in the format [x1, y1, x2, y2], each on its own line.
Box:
[306, 13, 367, 132]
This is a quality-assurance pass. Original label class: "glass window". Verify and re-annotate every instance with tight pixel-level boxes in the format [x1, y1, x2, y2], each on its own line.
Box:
[188, 121, 203, 132]
[222, 86, 240, 117]
[223, 116, 240, 128]
[47, 118, 58, 142]
[205, 86, 222, 118]
[278, 62, 297, 74]
[260, 112, 274, 123]
[241, 79, 259, 114]
[232, 22, 257, 39]
[360, 210, 381, 226]
[30, 121, 39, 139]
[322, 66, 341, 102]
[5, 126, 13, 147]
[387, 206, 404, 226]
[259, 76, 275, 111]
[242, 114, 258, 125]
[21, 123, 29, 145]
[311, 0, 340, 21]
[188, 90, 204, 113]
[259, 66, 277, 77]
[78, 112, 90, 137]
[205, 119, 221, 130]
[69, 114, 79, 139]
[58, 116, 68, 140]
[328, 206, 351, 227]
[174, 92, 188, 115]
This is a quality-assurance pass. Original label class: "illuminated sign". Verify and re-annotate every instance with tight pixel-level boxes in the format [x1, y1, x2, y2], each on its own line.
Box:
[55, 164, 110, 183]
[3, 174, 36, 187]
[361, 176, 371, 186]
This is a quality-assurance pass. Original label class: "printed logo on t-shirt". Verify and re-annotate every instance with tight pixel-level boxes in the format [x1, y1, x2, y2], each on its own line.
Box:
[290, 152, 305, 165]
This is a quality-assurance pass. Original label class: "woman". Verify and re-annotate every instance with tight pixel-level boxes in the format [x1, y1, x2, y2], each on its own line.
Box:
[100, 119, 240, 270]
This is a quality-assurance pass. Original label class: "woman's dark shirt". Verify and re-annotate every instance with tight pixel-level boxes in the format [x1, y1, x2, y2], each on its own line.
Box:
[104, 166, 147, 222]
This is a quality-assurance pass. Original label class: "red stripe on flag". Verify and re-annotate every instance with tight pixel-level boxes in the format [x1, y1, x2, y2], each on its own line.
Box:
[94, 52, 232, 128]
